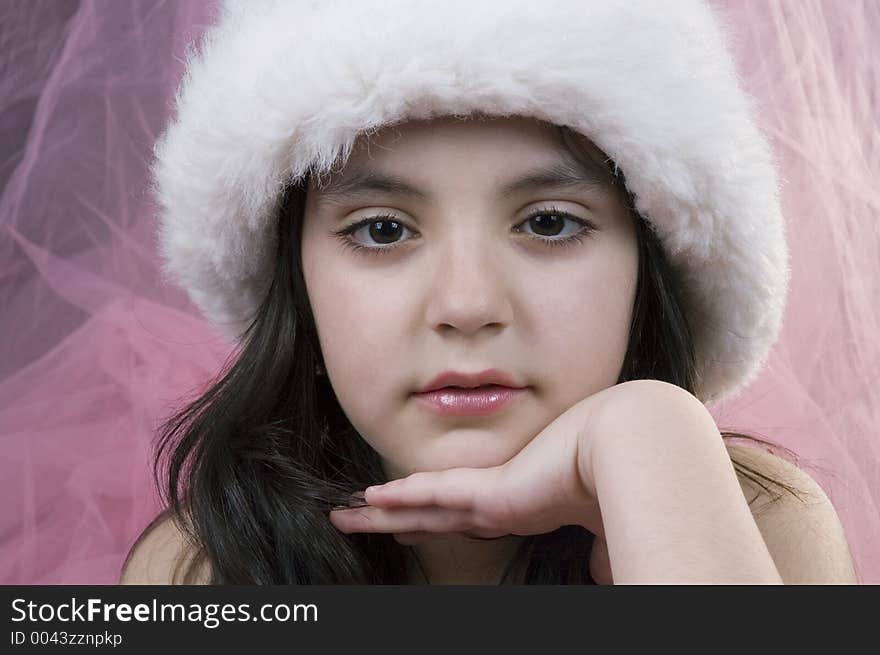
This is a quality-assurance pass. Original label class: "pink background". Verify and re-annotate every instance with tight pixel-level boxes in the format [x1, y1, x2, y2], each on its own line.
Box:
[0, 0, 877, 584]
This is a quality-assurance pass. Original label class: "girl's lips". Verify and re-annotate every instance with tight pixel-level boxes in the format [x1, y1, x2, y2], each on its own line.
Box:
[411, 385, 527, 416]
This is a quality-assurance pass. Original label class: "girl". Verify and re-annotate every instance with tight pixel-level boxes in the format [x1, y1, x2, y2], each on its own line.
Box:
[121, 0, 858, 584]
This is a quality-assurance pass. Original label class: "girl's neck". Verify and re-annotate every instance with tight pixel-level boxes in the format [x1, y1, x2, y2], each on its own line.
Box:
[405, 534, 525, 585]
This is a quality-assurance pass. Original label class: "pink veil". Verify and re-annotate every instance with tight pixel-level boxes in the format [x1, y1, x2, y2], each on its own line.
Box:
[1, 0, 877, 584]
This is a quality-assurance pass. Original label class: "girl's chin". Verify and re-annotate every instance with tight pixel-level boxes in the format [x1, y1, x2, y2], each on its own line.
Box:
[401, 452, 517, 475]
[379, 432, 528, 476]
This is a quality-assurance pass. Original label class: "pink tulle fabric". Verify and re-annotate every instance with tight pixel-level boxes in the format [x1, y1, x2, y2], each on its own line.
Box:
[1, 0, 877, 584]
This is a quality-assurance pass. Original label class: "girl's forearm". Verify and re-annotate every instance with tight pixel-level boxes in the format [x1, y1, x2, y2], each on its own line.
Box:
[582, 386, 783, 584]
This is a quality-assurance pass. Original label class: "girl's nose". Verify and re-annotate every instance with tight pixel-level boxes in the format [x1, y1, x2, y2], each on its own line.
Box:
[424, 239, 514, 336]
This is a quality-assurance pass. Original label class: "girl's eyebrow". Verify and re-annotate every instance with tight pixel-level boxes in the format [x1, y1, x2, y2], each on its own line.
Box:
[313, 159, 611, 207]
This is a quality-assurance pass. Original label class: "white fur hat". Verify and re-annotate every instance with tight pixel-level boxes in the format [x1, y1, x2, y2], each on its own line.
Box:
[151, 0, 790, 404]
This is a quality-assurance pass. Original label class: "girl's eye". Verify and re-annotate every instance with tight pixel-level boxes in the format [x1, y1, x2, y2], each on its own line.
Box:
[331, 206, 596, 257]
[514, 208, 596, 246]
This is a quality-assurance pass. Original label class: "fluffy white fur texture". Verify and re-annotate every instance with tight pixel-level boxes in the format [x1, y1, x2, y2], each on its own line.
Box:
[151, 0, 790, 404]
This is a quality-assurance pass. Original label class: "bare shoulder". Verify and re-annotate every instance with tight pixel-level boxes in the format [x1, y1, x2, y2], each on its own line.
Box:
[119, 510, 212, 585]
[726, 443, 859, 584]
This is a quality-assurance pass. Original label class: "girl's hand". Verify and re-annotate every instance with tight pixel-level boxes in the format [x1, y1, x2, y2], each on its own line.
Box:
[330, 380, 716, 584]
[329, 382, 661, 567]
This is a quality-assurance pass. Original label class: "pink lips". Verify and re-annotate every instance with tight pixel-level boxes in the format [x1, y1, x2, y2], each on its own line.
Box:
[412, 384, 527, 416]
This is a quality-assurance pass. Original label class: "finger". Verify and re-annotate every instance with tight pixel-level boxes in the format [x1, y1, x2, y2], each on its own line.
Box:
[461, 529, 510, 540]
[392, 531, 458, 545]
[393, 530, 508, 545]
[365, 467, 498, 510]
[329, 505, 471, 535]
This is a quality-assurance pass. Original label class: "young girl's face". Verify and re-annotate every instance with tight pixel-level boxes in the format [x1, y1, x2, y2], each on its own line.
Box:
[301, 115, 638, 480]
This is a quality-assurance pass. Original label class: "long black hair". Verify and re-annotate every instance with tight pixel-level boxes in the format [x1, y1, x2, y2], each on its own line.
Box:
[145, 124, 809, 584]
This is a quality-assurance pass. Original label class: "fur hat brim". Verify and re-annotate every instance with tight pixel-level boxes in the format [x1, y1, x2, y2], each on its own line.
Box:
[151, 0, 790, 403]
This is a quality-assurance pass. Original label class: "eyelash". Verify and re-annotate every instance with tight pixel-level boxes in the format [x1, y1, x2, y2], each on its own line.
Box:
[331, 206, 596, 257]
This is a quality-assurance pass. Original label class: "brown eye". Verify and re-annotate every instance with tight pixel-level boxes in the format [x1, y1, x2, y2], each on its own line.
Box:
[516, 207, 596, 248]
[332, 214, 417, 257]
[364, 220, 406, 245]
[525, 212, 567, 237]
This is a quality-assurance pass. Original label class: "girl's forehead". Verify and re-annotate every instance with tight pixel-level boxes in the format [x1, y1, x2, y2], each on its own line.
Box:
[314, 115, 616, 192]
[353, 115, 566, 157]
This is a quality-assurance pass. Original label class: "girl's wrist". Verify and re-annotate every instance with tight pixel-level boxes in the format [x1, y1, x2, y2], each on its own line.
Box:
[573, 380, 667, 500]
[575, 382, 783, 583]
[572, 380, 710, 523]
